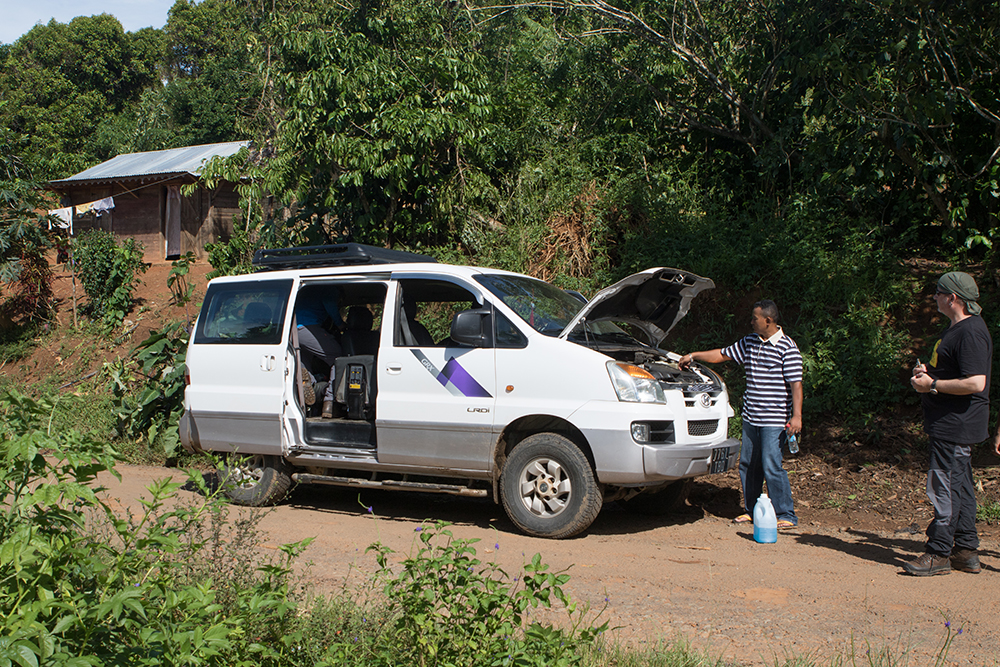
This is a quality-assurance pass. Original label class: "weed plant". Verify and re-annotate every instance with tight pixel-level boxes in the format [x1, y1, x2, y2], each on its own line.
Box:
[71, 229, 147, 326]
[0, 388, 611, 667]
[363, 522, 609, 666]
[0, 388, 311, 666]
[0, 320, 43, 365]
[106, 322, 189, 460]
[976, 500, 1000, 522]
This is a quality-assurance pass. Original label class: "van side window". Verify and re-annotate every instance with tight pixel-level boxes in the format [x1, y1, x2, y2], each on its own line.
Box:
[496, 311, 528, 348]
[194, 280, 293, 345]
[394, 279, 480, 347]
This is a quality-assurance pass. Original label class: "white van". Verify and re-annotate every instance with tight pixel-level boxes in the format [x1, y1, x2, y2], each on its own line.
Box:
[180, 244, 738, 538]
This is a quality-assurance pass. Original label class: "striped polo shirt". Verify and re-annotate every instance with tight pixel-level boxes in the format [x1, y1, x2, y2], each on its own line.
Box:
[722, 328, 803, 427]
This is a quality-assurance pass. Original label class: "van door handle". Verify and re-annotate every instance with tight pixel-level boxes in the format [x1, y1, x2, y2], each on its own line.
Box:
[386, 363, 402, 375]
[260, 355, 275, 371]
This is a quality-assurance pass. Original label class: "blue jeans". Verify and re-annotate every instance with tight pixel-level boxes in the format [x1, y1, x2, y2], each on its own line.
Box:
[740, 424, 797, 524]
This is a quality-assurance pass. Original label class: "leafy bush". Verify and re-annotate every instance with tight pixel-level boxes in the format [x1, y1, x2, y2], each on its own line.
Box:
[205, 227, 255, 279]
[0, 388, 310, 667]
[72, 229, 148, 326]
[106, 322, 189, 461]
[351, 522, 608, 667]
[1, 389, 614, 667]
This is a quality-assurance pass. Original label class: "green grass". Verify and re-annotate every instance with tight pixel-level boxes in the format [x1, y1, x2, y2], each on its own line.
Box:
[0, 320, 43, 364]
[977, 500, 1000, 522]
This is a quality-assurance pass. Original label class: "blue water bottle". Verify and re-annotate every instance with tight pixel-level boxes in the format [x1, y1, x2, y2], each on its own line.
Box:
[753, 493, 777, 544]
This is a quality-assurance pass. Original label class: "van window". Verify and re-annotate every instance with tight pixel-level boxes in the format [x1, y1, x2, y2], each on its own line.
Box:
[496, 311, 528, 348]
[394, 279, 480, 347]
[194, 279, 293, 345]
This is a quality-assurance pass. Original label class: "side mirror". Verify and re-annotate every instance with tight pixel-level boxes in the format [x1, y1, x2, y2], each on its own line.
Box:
[450, 307, 492, 347]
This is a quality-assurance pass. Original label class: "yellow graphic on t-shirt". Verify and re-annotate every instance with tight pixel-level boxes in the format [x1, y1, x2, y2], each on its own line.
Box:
[929, 340, 941, 368]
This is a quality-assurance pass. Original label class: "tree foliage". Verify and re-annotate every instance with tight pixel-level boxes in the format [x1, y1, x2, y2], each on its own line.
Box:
[0, 121, 54, 324]
[0, 15, 161, 177]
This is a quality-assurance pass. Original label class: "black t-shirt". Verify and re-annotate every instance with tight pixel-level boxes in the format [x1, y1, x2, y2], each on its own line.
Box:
[922, 315, 993, 443]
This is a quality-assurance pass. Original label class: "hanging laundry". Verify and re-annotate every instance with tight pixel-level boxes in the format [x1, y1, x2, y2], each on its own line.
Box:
[48, 207, 73, 230]
[92, 197, 115, 213]
[74, 196, 114, 215]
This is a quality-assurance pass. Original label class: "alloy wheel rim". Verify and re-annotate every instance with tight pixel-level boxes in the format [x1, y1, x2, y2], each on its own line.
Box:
[517, 457, 571, 517]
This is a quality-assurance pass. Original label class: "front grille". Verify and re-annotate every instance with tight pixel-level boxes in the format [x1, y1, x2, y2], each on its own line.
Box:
[688, 419, 719, 436]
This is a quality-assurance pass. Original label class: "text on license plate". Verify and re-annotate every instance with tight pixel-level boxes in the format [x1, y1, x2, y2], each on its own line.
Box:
[710, 447, 730, 474]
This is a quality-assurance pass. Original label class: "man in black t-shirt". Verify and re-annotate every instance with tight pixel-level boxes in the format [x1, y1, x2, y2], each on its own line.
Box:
[905, 272, 992, 576]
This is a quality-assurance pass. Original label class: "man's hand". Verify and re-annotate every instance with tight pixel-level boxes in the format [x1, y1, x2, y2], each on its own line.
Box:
[785, 416, 802, 436]
[910, 361, 933, 393]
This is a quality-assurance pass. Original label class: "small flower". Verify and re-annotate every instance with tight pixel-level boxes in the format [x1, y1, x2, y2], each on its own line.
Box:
[945, 621, 951, 628]
[957, 628, 963, 635]
[495, 542, 500, 550]
[366, 505, 374, 513]
[415, 527, 422, 532]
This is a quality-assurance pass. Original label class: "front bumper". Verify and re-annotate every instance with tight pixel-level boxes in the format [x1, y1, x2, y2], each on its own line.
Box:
[642, 437, 740, 480]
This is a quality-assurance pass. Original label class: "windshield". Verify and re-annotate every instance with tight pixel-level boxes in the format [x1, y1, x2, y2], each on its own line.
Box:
[475, 274, 626, 338]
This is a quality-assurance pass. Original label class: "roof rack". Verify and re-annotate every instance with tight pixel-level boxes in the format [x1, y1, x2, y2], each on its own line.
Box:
[252, 243, 437, 271]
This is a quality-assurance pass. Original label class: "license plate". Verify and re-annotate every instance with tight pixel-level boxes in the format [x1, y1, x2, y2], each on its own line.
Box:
[710, 447, 730, 474]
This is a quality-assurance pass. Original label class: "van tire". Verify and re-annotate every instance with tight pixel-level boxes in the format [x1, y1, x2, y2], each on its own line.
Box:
[500, 433, 602, 539]
[219, 454, 294, 506]
[623, 480, 692, 515]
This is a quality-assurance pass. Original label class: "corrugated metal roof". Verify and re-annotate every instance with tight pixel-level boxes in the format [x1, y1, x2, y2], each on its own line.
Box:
[50, 141, 248, 185]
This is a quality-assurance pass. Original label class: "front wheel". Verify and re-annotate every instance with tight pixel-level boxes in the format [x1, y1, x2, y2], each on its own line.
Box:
[219, 454, 294, 506]
[500, 433, 602, 539]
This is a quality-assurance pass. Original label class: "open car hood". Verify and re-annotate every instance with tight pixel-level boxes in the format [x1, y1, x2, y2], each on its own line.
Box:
[559, 268, 714, 346]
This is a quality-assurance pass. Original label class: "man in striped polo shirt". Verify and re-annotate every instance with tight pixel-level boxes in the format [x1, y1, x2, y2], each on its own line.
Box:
[679, 300, 803, 528]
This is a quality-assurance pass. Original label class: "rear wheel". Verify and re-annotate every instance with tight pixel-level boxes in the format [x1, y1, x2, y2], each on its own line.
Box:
[622, 480, 692, 515]
[219, 454, 294, 506]
[500, 433, 602, 539]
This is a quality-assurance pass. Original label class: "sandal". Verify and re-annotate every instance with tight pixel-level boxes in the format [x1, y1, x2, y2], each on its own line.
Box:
[733, 513, 752, 524]
[777, 520, 797, 529]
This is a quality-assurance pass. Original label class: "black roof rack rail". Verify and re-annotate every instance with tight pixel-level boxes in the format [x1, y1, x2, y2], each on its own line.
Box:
[252, 243, 437, 271]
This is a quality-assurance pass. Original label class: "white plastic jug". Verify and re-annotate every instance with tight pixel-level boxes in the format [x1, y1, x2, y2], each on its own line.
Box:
[753, 492, 777, 544]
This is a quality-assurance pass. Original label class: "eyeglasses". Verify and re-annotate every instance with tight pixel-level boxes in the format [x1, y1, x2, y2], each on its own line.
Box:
[935, 290, 953, 296]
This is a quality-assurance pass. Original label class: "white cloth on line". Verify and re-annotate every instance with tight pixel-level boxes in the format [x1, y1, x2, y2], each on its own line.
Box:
[48, 207, 73, 230]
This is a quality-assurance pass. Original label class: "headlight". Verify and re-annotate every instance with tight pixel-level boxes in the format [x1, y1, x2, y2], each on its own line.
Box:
[607, 361, 665, 404]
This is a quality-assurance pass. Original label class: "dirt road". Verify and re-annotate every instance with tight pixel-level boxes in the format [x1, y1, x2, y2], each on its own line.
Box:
[96, 463, 999, 666]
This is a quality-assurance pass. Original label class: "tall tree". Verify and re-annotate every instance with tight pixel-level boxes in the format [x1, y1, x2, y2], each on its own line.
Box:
[0, 15, 161, 177]
[210, 0, 496, 247]
[160, 0, 260, 146]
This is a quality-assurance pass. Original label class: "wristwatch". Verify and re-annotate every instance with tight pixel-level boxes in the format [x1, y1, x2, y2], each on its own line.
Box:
[930, 379, 938, 395]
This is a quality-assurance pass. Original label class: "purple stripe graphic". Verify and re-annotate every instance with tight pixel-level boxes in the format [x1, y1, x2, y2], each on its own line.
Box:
[410, 350, 493, 398]
[441, 358, 493, 398]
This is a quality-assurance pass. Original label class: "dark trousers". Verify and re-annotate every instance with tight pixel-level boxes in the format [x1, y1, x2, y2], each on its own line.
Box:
[925, 438, 979, 556]
[297, 324, 341, 402]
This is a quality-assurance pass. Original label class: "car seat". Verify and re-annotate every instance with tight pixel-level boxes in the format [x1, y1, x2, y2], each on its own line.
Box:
[342, 306, 379, 356]
[399, 296, 434, 346]
[243, 302, 272, 334]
